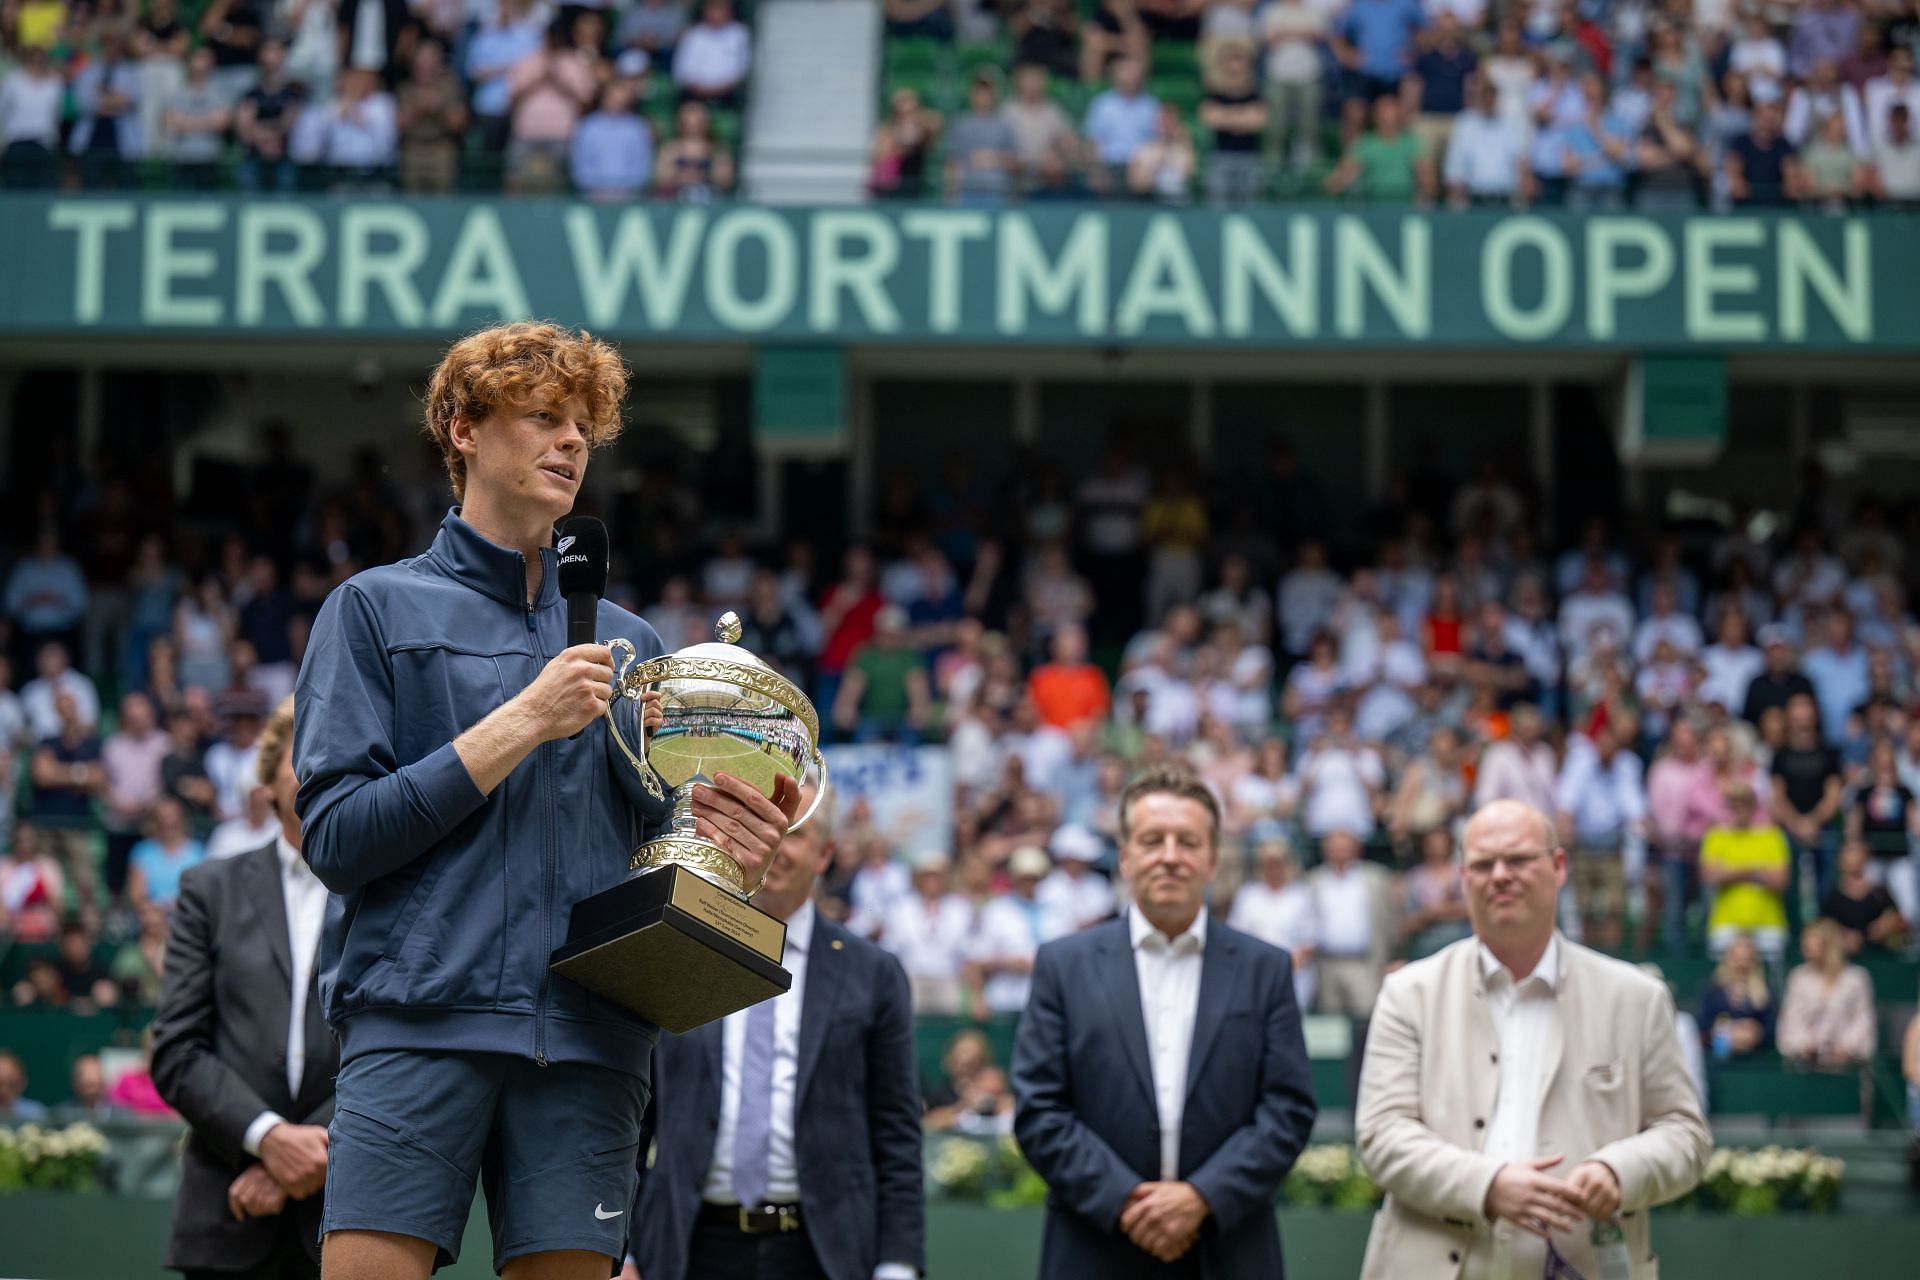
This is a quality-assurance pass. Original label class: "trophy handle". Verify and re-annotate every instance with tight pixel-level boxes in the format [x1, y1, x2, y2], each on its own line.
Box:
[604, 639, 664, 799]
[789, 748, 829, 835]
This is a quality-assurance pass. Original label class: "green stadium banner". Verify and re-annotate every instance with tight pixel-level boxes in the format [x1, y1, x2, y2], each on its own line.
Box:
[2, 197, 1916, 350]
[754, 345, 847, 442]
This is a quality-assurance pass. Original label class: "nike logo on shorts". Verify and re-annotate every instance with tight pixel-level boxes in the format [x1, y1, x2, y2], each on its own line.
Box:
[594, 1203, 624, 1220]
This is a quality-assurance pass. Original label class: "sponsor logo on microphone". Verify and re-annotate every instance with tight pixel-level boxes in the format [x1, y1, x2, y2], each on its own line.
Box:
[557, 535, 577, 553]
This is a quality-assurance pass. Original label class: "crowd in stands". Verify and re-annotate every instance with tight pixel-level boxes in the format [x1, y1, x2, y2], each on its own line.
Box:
[874, 0, 1920, 207]
[0, 0, 748, 197]
[2, 423, 1919, 1130]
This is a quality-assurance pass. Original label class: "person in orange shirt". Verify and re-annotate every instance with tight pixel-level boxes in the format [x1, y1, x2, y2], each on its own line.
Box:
[1028, 623, 1111, 729]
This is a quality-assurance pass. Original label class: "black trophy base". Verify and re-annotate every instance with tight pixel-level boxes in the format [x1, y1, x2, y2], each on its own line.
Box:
[550, 863, 791, 1034]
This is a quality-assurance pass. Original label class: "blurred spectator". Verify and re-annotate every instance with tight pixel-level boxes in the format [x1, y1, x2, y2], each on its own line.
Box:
[1126, 101, 1197, 203]
[1871, 103, 1920, 206]
[1771, 692, 1844, 904]
[1744, 625, 1816, 724]
[204, 771, 283, 862]
[1820, 839, 1909, 953]
[1304, 828, 1395, 1018]
[204, 705, 264, 824]
[1396, 825, 1470, 959]
[833, 604, 933, 743]
[878, 853, 974, 1014]
[55, 1055, 123, 1125]
[654, 98, 734, 201]
[1326, 94, 1431, 200]
[1444, 74, 1529, 207]
[1700, 780, 1791, 959]
[571, 79, 652, 199]
[22, 642, 100, 741]
[945, 73, 1019, 206]
[922, 1029, 992, 1128]
[1794, 107, 1866, 207]
[7, 533, 89, 673]
[1408, 12, 1476, 165]
[1038, 824, 1112, 929]
[1083, 56, 1158, 194]
[127, 796, 207, 912]
[0, 43, 62, 188]
[0, 823, 67, 943]
[395, 39, 469, 194]
[468, 0, 549, 152]
[1387, 725, 1467, 853]
[1555, 722, 1645, 950]
[1848, 737, 1919, 914]
[1473, 703, 1556, 814]
[1027, 624, 1110, 731]
[1333, 0, 1426, 103]
[1009, 0, 1078, 79]
[1730, 13, 1788, 99]
[1790, 0, 1862, 81]
[111, 901, 173, 1006]
[1727, 97, 1795, 205]
[164, 45, 233, 190]
[1198, 44, 1267, 205]
[1777, 918, 1877, 1069]
[1697, 932, 1776, 1059]
[1802, 609, 1869, 745]
[673, 0, 751, 107]
[69, 27, 144, 189]
[1225, 835, 1317, 1009]
[134, 0, 194, 168]
[160, 712, 217, 833]
[620, 0, 689, 67]
[1080, 0, 1149, 89]
[966, 844, 1068, 1018]
[1298, 706, 1385, 841]
[872, 86, 942, 199]
[30, 692, 105, 913]
[233, 37, 305, 193]
[1258, 2, 1329, 172]
[54, 918, 118, 1009]
[102, 692, 169, 898]
[105, 1032, 176, 1117]
[507, 20, 597, 193]
[0, 1050, 50, 1123]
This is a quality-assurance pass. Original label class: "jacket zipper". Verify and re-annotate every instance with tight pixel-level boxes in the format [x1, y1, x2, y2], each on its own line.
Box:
[527, 586, 553, 1067]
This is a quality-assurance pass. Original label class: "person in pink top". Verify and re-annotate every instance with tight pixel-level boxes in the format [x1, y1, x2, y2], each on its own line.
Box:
[506, 18, 600, 191]
[1684, 723, 1768, 837]
[1646, 719, 1714, 949]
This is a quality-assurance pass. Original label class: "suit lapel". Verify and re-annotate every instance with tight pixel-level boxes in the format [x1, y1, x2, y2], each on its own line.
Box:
[1097, 924, 1156, 1109]
[1184, 928, 1236, 1099]
[243, 845, 294, 985]
[1541, 941, 1571, 1099]
[796, 915, 842, 1105]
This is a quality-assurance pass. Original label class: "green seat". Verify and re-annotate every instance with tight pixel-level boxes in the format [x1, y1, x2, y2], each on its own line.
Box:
[1151, 77, 1203, 111]
[955, 40, 1012, 82]
[887, 36, 947, 76]
[1153, 41, 1199, 76]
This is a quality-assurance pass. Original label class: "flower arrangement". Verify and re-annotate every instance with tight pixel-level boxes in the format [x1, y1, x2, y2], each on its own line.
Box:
[927, 1133, 1049, 1208]
[1278, 1144, 1385, 1210]
[1679, 1146, 1845, 1217]
[0, 1123, 112, 1194]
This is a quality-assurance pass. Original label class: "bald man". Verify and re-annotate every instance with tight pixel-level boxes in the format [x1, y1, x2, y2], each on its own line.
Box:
[1354, 800, 1709, 1280]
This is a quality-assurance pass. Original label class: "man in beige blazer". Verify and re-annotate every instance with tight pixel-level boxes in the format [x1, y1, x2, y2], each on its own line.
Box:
[1355, 800, 1709, 1280]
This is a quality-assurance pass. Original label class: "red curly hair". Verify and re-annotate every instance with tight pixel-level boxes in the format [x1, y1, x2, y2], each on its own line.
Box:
[423, 321, 630, 502]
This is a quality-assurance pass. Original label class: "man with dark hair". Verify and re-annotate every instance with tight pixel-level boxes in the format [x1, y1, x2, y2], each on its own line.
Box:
[1013, 765, 1316, 1277]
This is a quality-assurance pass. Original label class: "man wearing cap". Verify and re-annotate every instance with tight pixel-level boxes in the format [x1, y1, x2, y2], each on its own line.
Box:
[967, 845, 1070, 1020]
[1040, 823, 1116, 930]
[1012, 764, 1316, 1278]
[1741, 625, 1814, 726]
[625, 806, 924, 1280]
[1355, 800, 1709, 1280]
[877, 852, 974, 1014]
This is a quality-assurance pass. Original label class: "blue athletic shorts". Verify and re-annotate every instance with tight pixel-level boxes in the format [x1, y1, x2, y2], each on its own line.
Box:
[322, 1049, 648, 1274]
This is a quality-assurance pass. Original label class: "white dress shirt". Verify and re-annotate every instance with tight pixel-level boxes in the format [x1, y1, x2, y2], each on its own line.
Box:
[672, 20, 751, 91]
[1467, 934, 1561, 1280]
[707, 899, 813, 1205]
[1311, 863, 1374, 957]
[243, 834, 330, 1156]
[1554, 746, 1645, 845]
[1130, 908, 1206, 1181]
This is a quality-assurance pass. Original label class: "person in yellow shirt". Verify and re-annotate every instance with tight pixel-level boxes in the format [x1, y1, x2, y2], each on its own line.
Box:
[1700, 781, 1791, 959]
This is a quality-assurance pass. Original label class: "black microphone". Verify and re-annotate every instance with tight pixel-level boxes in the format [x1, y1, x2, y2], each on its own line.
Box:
[557, 516, 610, 739]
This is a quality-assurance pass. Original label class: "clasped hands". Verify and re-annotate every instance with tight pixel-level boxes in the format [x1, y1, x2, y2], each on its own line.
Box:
[1484, 1155, 1621, 1239]
[1120, 1181, 1211, 1262]
[226, 1123, 329, 1221]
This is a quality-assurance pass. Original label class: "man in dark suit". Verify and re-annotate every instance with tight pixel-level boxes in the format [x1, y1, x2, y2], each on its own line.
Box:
[1013, 764, 1317, 1279]
[152, 696, 335, 1280]
[624, 806, 924, 1280]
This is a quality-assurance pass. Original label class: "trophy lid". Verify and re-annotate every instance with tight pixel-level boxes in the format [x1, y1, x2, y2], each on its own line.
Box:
[676, 611, 770, 668]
